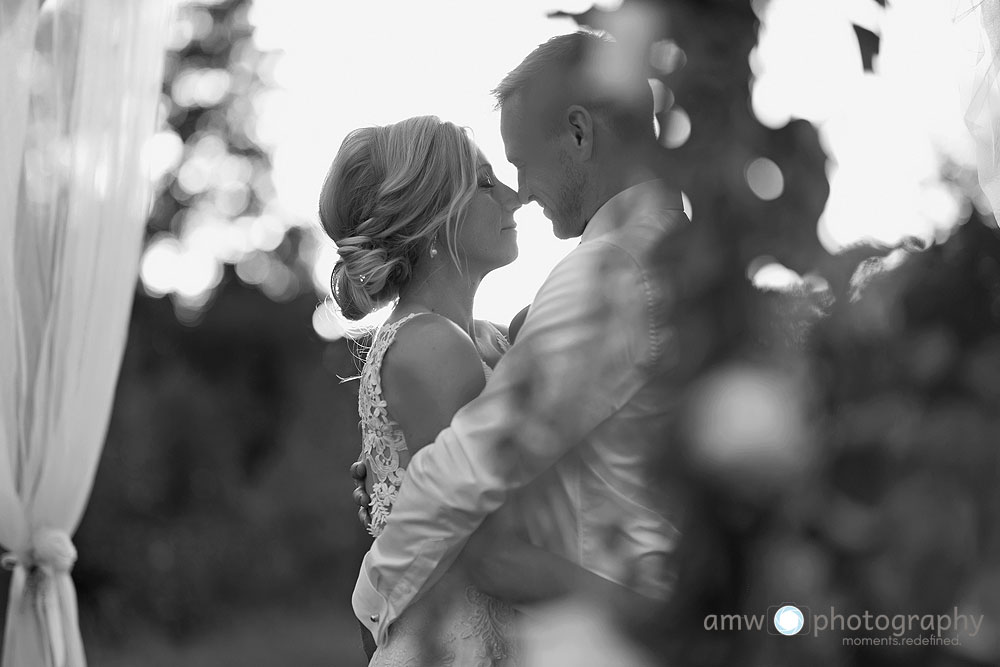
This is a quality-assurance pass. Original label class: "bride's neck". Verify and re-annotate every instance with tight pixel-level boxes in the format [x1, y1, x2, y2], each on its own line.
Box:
[396, 260, 481, 338]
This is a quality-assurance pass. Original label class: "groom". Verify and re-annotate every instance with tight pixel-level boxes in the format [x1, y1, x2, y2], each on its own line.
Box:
[353, 31, 687, 649]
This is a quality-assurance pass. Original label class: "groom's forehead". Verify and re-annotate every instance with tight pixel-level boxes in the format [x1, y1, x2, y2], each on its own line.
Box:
[500, 97, 526, 130]
[501, 97, 544, 142]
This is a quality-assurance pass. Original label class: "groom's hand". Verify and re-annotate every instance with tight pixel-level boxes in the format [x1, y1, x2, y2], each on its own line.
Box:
[507, 304, 530, 344]
[351, 460, 372, 529]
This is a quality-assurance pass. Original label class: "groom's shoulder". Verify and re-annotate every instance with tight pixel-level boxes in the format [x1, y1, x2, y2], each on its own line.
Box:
[558, 232, 646, 278]
[567, 210, 682, 278]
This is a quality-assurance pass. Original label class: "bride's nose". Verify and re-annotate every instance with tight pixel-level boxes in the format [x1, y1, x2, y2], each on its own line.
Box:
[498, 181, 521, 212]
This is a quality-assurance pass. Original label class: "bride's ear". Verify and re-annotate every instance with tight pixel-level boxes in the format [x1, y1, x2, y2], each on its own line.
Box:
[565, 105, 593, 161]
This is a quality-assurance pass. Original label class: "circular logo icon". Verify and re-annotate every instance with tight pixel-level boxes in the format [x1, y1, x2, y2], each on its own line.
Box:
[773, 605, 805, 636]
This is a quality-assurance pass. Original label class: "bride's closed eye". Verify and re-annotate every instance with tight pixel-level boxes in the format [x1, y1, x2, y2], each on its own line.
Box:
[477, 171, 495, 189]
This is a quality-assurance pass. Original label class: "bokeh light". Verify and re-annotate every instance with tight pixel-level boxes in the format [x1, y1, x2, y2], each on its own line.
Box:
[687, 364, 812, 495]
[751, 0, 977, 251]
[745, 157, 784, 201]
[749, 257, 803, 291]
[660, 107, 691, 149]
[144, 0, 982, 330]
[649, 39, 686, 76]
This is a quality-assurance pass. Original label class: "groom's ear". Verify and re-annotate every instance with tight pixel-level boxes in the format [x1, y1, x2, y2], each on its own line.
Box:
[565, 105, 593, 161]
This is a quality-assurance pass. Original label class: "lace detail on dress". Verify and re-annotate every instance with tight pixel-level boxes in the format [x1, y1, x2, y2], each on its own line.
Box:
[360, 315, 508, 536]
[460, 586, 519, 665]
[359, 313, 422, 537]
[360, 314, 521, 666]
[371, 583, 519, 667]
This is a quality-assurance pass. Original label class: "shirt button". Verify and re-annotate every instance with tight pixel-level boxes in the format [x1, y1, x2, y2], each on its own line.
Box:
[370, 614, 379, 623]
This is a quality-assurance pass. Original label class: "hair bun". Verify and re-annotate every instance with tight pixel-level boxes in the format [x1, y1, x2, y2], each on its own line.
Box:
[331, 231, 412, 319]
[318, 116, 481, 320]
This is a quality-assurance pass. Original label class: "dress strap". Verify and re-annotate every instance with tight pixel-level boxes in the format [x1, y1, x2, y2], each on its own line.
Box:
[378, 311, 431, 336]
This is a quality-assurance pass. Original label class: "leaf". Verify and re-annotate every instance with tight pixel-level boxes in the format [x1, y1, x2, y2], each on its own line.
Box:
[851, 23, 880, 72]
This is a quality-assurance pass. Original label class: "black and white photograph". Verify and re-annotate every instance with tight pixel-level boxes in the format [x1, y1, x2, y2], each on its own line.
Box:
[1, 0, 999, 665]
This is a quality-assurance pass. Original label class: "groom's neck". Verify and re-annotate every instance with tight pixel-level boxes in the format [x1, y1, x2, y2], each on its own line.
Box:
[585, 142, 671, 221]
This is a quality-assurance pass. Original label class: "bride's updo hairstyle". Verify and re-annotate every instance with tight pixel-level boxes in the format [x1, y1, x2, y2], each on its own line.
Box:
[319, 116, 480, 320]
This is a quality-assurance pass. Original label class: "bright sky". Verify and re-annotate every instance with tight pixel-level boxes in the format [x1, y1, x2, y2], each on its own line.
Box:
[243, 0, 979, 333]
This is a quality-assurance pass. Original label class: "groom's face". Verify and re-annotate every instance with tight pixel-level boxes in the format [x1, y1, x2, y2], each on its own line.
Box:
[500, 96, 587, 240]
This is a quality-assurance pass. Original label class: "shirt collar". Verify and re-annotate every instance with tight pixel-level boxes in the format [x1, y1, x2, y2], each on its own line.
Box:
[581, 179, 683, 243]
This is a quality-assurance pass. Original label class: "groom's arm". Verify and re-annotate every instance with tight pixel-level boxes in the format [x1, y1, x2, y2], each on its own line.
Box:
[462, 514, 661, 612]
[353, 240, 665, 645]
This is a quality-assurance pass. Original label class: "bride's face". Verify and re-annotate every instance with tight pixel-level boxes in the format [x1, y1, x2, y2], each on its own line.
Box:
[454, 160, 520, 275]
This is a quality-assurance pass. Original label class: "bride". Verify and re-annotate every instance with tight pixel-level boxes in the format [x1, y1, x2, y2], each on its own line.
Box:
[320, 116, 602, 665]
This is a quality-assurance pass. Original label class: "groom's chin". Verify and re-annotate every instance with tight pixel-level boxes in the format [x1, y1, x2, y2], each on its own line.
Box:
[552, 223, 580, 240]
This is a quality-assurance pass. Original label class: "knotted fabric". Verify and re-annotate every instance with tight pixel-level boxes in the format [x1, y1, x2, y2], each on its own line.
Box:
[0, 1, 172, 665]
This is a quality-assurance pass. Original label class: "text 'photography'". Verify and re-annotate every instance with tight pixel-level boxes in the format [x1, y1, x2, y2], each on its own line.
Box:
[1, 1, 999, 667]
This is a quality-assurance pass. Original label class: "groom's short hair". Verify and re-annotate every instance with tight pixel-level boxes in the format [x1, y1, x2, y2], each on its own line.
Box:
[492, 31, 655, 141]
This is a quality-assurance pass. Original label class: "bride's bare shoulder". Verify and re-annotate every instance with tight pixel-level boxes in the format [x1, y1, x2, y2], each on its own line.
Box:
[381, 313, 484, 395]
[380, 312, 486, 452]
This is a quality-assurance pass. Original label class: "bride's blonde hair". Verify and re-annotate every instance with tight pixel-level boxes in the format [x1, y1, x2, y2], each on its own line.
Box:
[319, 116, 480, 320]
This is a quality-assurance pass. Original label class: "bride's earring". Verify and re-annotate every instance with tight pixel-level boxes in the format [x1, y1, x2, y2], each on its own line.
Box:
[429, 241, 438, 259]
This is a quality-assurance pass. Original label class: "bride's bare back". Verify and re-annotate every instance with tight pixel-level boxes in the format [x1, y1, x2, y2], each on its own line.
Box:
[357, 311, 519, 666]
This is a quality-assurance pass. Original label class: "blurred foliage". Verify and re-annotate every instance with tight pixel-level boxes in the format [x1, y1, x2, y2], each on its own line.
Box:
[141, 0, 321, 324]
[58, 0, 366, 653]
[72, 285, 368, 646]
[548, 1, 1000, 666]
[649, 214, 1000, 667]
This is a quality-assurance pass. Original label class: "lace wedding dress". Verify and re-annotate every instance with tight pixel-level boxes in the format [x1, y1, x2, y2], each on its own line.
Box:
[359, 313, 520, 667]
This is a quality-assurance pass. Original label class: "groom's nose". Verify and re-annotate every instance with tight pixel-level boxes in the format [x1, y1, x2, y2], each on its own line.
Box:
[516, 185, 533, 207]
[516, 172, 532, 206]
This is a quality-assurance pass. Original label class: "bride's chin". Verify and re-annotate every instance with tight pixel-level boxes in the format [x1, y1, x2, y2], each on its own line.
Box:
[504, 245, 518, 264]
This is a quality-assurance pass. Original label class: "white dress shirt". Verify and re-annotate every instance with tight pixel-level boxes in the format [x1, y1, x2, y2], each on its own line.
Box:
[353, 180, 687, 646]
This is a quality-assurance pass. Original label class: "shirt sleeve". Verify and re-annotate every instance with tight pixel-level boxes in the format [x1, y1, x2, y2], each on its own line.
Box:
[353, 238, 662, 645]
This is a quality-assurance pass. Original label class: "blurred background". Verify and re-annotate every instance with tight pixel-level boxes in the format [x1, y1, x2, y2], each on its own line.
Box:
[3, 0, 999, 665]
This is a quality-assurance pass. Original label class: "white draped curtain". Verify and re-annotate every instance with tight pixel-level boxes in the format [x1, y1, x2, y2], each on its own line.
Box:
[0, 0, 172, 665]
[957, 0, 1000, 219]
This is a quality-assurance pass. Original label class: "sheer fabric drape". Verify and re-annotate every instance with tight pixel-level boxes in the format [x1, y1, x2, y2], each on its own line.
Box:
[957, 0, 1000, 218]
[0, 0, 171, 665]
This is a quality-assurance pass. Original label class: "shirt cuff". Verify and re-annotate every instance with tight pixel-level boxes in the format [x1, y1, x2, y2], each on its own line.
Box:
[352, 553, 392, 646]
